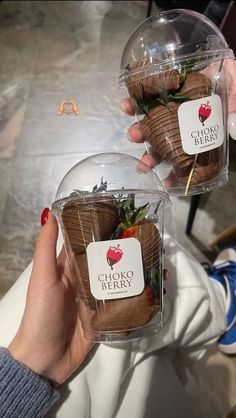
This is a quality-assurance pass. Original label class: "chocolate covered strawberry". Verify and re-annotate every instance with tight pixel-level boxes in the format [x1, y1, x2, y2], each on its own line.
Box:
[62, 180, 119, 254]
[72, 253, 97, 310]
[107, 244, 123, 269]
[126, 58, 182, 103]
[140, 102, 194, 171]
[61, 179, 120, 310]
[180, 72, 212, 100]
[178, 161, 219, 187]
[89, 287, 158, 332]
[119, 223, 160, 271]
[113, 195, 161, 270]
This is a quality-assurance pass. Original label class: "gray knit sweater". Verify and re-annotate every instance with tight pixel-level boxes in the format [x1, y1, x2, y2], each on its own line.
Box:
[0, 347, 60, 417]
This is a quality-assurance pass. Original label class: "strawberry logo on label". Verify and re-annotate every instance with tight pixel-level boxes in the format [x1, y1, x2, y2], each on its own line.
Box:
[198, 101, 212, 126]
[106, 244, 123, 270]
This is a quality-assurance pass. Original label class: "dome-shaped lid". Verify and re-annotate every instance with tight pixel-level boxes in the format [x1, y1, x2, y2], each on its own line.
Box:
[119, 9, 234, 85]
[52, 153, 169, 207]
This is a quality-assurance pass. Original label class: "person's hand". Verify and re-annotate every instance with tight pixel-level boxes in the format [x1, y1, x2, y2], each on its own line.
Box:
[121, 97, 154, 167]
[225, 59, 236, 139]
[121, 59, 236, 170]
[8, 210, 94, 386]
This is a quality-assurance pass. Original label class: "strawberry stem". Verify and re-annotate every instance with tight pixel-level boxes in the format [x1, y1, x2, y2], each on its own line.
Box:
[112, 197, 150, 238]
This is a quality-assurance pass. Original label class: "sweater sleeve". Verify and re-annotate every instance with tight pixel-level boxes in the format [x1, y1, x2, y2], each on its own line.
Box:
[0, 347, 60, 417]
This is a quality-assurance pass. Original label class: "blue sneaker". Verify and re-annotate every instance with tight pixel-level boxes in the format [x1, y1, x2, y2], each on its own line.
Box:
[208, 246, 236, 354]
[218, 324, 236, 355]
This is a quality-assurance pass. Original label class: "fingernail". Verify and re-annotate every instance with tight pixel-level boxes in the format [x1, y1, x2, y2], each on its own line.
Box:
[120, 101, 127, 113]
[41, 207, 50, 226]
[133, 126, 143, 141]
[228, 113, 236, 140]
[163, 269, 170, 281]
[128, 126, 143, 143]
[127, 130, 133, 142]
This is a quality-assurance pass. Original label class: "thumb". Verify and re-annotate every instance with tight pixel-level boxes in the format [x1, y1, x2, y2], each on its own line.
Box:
[228, 76, 236, 117]
[31, 210, 59, 285]
[227, 59, 236, 114]
[226, 60, 236, 140]
[228, 113, 236, 140]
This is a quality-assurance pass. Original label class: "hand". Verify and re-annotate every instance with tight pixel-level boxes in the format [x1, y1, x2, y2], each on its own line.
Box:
[225, 59, 236, 139]
[121, 59, 236, 170]
[8, 211, 94, 386]
[121, 97, 161, 171]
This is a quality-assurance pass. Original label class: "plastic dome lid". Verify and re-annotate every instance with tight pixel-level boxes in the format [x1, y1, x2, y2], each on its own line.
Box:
[52, 153, 169, 207]
[119, 9, 234, 85]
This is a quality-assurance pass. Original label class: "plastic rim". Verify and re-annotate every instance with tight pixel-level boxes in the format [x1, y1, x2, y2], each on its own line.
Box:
[52, 188, 170, 211]
[119, 48, 235, 88]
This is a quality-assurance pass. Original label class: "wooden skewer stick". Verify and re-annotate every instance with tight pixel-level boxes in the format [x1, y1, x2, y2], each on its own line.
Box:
[184, 154, 198, 196]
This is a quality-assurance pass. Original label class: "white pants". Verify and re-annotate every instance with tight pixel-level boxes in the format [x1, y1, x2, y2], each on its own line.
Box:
[0, 235, 226, 418]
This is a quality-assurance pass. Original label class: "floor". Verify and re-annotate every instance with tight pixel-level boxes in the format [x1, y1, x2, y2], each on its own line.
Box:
[0, 1, 236, 417]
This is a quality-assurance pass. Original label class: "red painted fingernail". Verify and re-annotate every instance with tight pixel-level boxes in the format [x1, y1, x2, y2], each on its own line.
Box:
[41, 207, 50, 226]
[163, 269, 170, 281]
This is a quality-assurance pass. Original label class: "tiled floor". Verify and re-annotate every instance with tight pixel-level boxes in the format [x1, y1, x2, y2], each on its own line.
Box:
[0, 1, 236, 417]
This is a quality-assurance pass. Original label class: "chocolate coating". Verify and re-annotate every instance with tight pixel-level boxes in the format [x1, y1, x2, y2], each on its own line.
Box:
[90, 289, 158, 332]
[62, 198, 119, 254]
[180, 72, 212, 99]
[176, 147, 223, 188]
[72, 253, 97, 309]
[127, 58, 181, 102]
[141, 102, 194, 169]
[132, 222, 161, 270]
[178, 162, 220, 187]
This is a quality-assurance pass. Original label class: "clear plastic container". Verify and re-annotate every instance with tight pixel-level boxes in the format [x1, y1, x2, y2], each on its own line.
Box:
[119, 9, 235, 195]
[52, 153, 169, 342]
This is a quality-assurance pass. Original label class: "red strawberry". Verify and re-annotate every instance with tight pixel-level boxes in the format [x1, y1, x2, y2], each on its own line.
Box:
[145, 285, 156, 306]
[118, 224, 140, 239]
[107, 244, 123, 269]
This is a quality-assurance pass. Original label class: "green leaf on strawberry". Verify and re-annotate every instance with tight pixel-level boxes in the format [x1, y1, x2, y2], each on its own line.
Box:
[112, 195, 150, 239]
[138, 93, 189, 114]
[72, 177, 108, 197]
[130, 203, 149, 224]
[92, 176, 107, 193]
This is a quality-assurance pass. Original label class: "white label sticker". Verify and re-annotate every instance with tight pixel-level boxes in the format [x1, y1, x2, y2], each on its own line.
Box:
[86, 238, 144, 300]
[178, 94, 224, 155]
